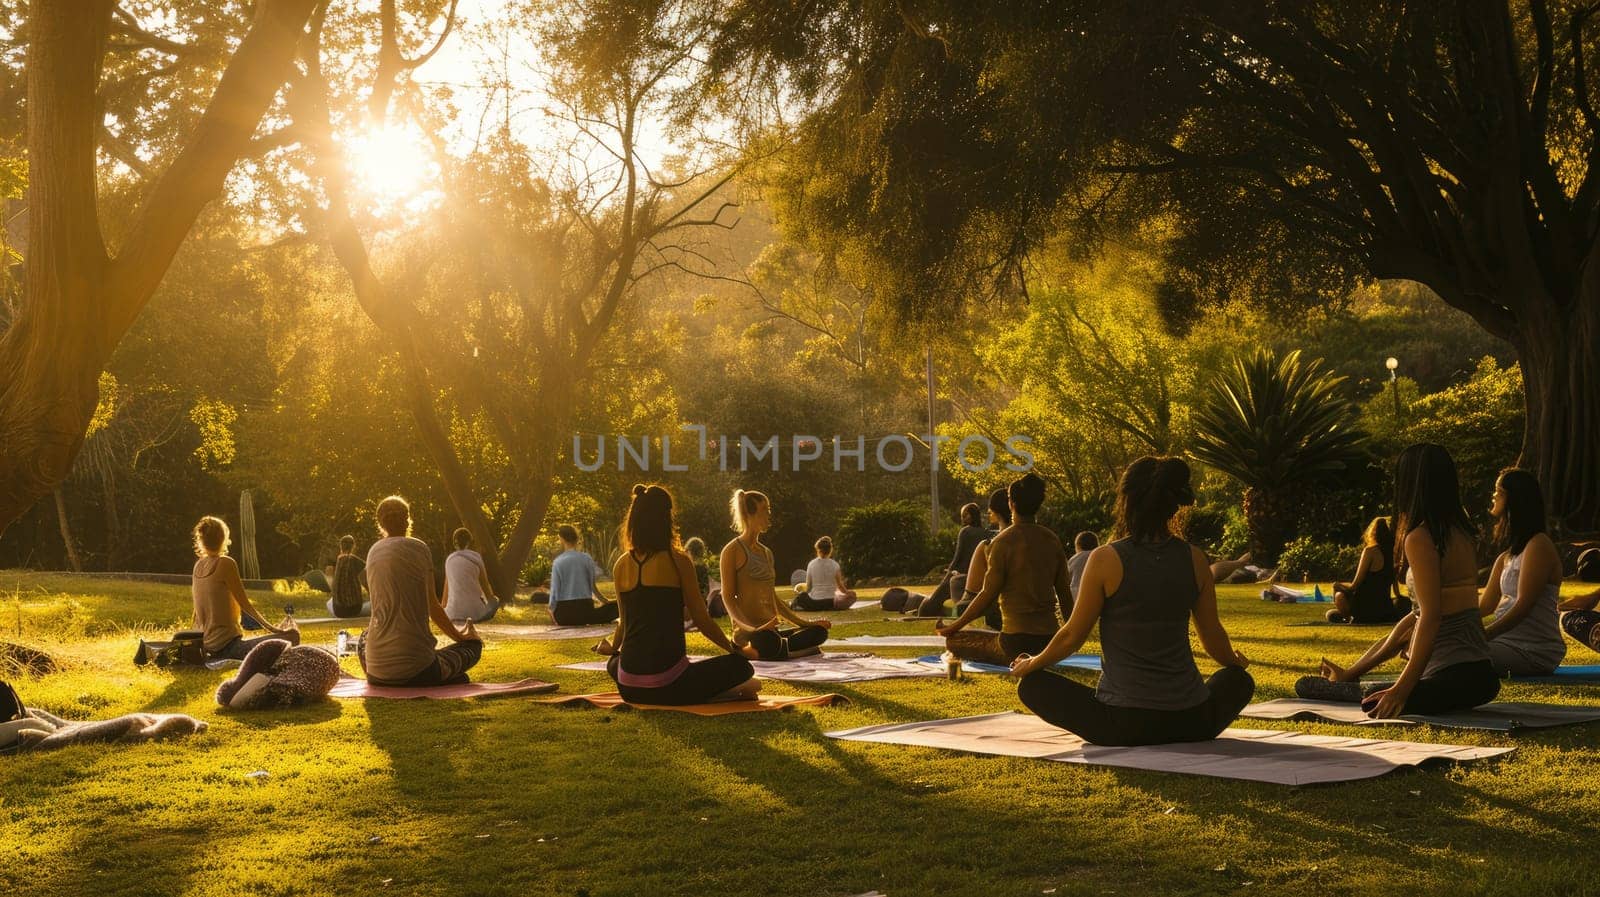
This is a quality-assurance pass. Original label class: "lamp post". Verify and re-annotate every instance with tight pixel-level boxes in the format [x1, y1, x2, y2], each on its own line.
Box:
[1385, 356, 1400, 419]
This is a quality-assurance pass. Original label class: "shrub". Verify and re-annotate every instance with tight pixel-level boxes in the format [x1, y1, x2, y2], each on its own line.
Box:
[1177, 504, 1230, 555]
[1036, 493, 1113, 549]
[836, 500, 938, 577]
[1276, 536, 1362, 581]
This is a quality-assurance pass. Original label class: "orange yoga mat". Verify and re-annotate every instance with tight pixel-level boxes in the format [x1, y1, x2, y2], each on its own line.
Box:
[535, 692, 848, 715]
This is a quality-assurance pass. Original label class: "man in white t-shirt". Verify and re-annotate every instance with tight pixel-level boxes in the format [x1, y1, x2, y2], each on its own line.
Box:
[443, 528, 502, 623]
[793, 536, 857, 610]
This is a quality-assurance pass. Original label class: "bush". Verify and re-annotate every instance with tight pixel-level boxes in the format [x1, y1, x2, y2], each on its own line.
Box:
[1035, 493, 1113, 550]
[1177, 504, 1231, 555]
[1276, 536, 1362, 581]
[836, 500, 939, 577]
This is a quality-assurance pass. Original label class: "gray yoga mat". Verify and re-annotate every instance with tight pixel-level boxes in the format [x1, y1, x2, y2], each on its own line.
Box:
[1241, 698, 1600, 732]
[474, 623, 617, 640]
[831, 635, 949, 648]
[826, 712, 1512, 785]
[559, 652, 947, 683]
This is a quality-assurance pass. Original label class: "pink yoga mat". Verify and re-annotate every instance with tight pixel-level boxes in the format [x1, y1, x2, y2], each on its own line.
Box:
[536, 692, 847, 715]
[328, 677, 559, 700]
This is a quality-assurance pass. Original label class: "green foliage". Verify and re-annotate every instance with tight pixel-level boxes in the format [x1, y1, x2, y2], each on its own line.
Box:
[1276, 536, 1363, 582]
[1191, 349, 1369, 494]
[1395, 357, 1524, 514]
[188, 398, 238, 471]
[836, 500, 937, 577]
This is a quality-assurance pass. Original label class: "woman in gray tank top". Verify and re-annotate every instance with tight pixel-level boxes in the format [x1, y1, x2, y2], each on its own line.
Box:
[1296, 444, 1501, 716]
[1012, 456, 1255, 746]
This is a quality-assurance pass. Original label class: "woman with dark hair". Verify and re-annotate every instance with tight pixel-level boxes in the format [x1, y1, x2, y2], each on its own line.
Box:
[1474, 469, 1564, 675]
[443, 527, 501, 623]
[595, 485, 759, 704]
[1316, 516, 1405, 624]
[913, 502, 989, 617]
[1298, 444, 1501, 717]
[938, 474, 1072, 665]
[793, 537, 857, 610]
[952, 488, 1012, 628]
[720, 489, 831, 659]
[1011, 456, 1254, 745]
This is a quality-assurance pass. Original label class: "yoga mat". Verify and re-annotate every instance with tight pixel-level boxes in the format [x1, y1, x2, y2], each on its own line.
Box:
[293, 616, 370, 626]
[537, 692, 847, 715]
[1512, 664, 1600, 684]
[1285, 619, 1395, 627]
[558, 653, 946, 682]
[832, 635, 948, 648]
[826, 712, 1512, 785]
[913, 654, 1103, 673]
[1241, 698, 1600, 732]
[884, 615, 950, 623]
[328, 677, 559, 700]
[474, 623, 616, 641]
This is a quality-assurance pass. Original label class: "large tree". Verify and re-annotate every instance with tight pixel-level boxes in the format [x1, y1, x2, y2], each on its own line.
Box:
[696, 0, 1600, 532]
[0, 0, 316, 536]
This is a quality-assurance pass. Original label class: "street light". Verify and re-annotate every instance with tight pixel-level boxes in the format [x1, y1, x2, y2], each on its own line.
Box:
[1385, 356, 1400, 418]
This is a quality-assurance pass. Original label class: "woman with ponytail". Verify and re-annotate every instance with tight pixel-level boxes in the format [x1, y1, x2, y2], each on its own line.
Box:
[719, 489, 832, 660]
[594, 484, 759, 705]
[1012, 457, 1255, 745]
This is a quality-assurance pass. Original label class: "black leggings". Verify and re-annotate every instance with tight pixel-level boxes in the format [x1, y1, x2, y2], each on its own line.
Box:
[1563, 610, 1600, 654]
[790, 593, 835, 611]
[361, 639, 483, 687]
[747, 626, 828, 660]
[606, 653, 755, 705]
[211, 632, 300, 661]
[550, 600, 621, 626]
[1363, 659, 1501, 715]
[1018, 666, 1256, 746]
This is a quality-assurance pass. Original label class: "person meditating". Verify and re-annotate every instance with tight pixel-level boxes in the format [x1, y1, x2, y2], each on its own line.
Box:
[915, 503, 988, 617]
[1320, 517, 1406, 624]
[937, 474, 1070, 666]
[1472, 468, 1565, 676]
[793, 536, 857, 611]
[952, 487, 1011, 629]
[358, 495, 483, 687]
[1297, 444, 1501, 716]
[720, 489, 830, 660]
[1011, 457, 1254, 745]
[326, 534, 370, 618]
[594, 484, 759, 704]
[443, 528, 502, 623]
[549, 524, 620, 625]
[191, 516, 300, 661]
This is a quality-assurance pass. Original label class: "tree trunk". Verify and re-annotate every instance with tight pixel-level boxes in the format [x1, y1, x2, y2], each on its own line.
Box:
[0, 0, 317, 539]
[1514, 287, 1600, 534]
[53, 487, 83, 572]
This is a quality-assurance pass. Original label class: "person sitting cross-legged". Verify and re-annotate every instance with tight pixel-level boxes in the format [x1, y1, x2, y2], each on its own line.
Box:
[443, 527, 502, 624]
[191, 516, 301, 661]
[594, 484, 759, 705]
[549, 524, 620, 626]
[721, 489, 830, 660]
[358, 495, 483, 687]
[1012, 456, 1255, 746]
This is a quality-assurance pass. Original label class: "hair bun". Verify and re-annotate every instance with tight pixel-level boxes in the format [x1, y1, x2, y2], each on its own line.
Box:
[632, 484, 647, 497]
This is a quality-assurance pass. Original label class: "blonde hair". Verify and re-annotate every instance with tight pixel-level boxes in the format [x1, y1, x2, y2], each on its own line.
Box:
[193, 516, 230, 557]
[376, 495, 412, 538]
[729, 488, 769, 534]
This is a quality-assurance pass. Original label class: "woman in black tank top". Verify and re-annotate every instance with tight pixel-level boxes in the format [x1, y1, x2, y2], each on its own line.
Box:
[594, 485, 758, 705]
[1011, 457, 1255, 746]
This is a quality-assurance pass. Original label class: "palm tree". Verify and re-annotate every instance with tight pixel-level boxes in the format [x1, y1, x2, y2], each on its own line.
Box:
[1191, 349, 1368, 566]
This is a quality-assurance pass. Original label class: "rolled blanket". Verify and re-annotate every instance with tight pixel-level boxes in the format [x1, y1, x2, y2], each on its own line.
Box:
[1, 707, 206, 754]
[215, 638, 341, 709]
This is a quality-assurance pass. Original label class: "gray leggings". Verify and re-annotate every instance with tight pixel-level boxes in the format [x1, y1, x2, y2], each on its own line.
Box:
[359, 638, 483, 686]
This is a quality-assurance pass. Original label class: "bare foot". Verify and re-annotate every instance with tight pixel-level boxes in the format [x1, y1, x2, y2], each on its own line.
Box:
[712, 679, 762, 702]
[1319, 657, 1354, 682]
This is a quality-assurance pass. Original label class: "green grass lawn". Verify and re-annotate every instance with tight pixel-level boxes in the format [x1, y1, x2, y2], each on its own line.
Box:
[3, 569, 1599, 897]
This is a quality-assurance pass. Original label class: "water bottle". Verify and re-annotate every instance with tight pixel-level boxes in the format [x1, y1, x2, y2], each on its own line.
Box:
[941, 650, 961, 681]
[336, 630, 349, 656]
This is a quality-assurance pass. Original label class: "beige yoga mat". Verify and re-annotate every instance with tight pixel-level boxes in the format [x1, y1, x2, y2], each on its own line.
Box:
[832, 635, 949, 648]
[826, 712, 1512, 785]
[1242, 698, 1600, 732]
[537, 692, 847, 715]
[558, 653, 945, 682]
[328, 677, 559, 700]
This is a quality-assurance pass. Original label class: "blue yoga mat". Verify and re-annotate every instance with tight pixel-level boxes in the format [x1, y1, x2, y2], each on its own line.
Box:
[915, 654, 1102, 674]
[1512, 664, 1600, 684]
